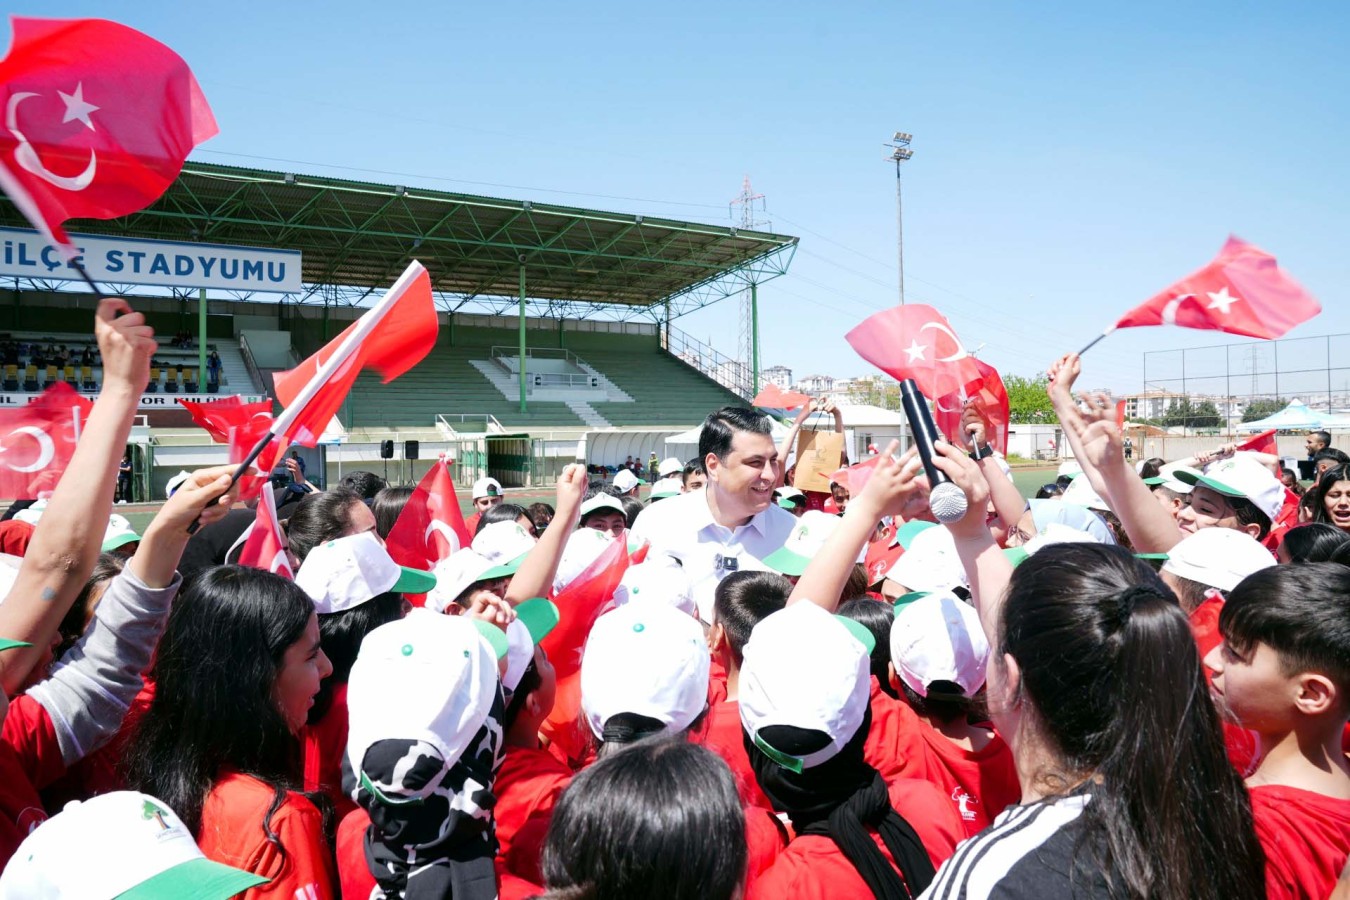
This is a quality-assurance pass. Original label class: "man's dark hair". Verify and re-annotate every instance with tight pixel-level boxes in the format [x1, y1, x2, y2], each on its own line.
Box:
[338, 470, 387, 501]
[1312, 430, 1333, 449]
[1313, 448, 1349, 470]
[681, 458, 705, 487]
[698, 407, 773, 463]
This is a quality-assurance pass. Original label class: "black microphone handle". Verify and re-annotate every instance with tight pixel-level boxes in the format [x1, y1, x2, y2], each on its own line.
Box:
[899, 378, 951, 488]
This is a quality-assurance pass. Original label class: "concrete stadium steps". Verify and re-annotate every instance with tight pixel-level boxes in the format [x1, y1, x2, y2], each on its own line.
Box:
[581, 349, 747, 427]
[335, 340, 589, 430]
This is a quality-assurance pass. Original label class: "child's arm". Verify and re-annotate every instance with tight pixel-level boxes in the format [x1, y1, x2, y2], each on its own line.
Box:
[506, 464, 587, 604]
[958, 401, 1025, 531]
[789, 442, 925, 612]
[0, 300, 154, 694]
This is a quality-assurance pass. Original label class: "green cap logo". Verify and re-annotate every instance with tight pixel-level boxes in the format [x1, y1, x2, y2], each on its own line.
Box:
[142, 799, 171, 831]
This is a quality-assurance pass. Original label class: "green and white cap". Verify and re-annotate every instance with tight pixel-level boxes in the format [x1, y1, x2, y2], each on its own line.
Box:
[1143, 463, 1200, 495]
[0, 790, 267, 900]
[346, 609, 507, 804]
[649, 480, 681, 501]
[427, 521, 536, 612]
[295, 532, 436, 615]
[101, 514, 141, 553]
[1175, 454, 1284, 522]
[762, 511, 861, 577]
[613, 560, 695, 617]
[739, 602, 873, 773]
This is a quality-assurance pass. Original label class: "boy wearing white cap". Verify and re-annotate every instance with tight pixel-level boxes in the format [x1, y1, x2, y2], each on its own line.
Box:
[741, 602, 963, 898]
[611, 468, 643, 498]
[337, 609, 510, 900]
[1159, 528, 1278, 614]
[867, 592, 1020, 836]
[580, 603, 710, 755]
[463, 476, 504, 535]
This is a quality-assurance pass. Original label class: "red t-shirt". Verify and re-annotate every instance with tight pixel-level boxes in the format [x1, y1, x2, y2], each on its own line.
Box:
[302, 682, 356, 821]
[463, 511, 482, 537]
[748, 778, 964, 900]
[198, 772, 336, 900]
[1251, 784, 1350, 900]
[697, 699, 773, 810]
[0, 695, 63, 867]
[863, 679, 1020, 836]
[495, 744, 572, 884]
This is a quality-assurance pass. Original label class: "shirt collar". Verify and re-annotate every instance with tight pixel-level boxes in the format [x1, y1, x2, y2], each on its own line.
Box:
[692, 490, 769, 537]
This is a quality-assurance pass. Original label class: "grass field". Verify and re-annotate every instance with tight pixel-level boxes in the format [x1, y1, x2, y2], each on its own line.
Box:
[113, 465, 1063, 534]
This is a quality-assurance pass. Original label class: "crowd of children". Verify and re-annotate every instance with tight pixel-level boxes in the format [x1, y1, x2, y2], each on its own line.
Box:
[0, 301, 1345, 899]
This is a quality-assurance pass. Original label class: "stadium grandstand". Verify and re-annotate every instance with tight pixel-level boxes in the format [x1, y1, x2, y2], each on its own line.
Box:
[0, 162, 798, 498]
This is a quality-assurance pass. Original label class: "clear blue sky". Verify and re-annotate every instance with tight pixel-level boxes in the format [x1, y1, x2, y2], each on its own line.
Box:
[23, 1, 1350, 394]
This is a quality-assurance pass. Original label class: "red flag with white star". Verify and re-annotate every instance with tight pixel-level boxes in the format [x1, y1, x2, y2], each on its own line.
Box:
[846, 304, 983, 401]
[384, 456, 472, 604]
[1113, 237, 1320, 340]
[0, 18, 217, 254]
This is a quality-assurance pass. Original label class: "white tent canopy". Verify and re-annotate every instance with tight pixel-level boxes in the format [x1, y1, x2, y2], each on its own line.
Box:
[662, 419, 793, 462]
[1235, 399, 1350, 433]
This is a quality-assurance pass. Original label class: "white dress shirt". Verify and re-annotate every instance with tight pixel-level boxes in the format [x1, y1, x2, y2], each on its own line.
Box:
[629, 488, 797, 623]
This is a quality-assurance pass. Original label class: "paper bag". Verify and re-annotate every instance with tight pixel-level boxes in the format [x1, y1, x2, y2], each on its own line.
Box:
[792, 430, 845, 493]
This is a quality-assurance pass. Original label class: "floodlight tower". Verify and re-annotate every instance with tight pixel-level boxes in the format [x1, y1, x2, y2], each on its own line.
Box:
[883, 132, 914, 305]
[730, 176, 770, 394]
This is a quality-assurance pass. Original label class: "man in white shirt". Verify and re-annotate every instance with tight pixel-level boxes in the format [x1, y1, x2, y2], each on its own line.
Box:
[630, 407, 796, 623]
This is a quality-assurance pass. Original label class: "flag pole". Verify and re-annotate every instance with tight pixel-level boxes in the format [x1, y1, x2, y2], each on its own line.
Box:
[1077, 326, 1116, 356]
[185, 429, 276, 535]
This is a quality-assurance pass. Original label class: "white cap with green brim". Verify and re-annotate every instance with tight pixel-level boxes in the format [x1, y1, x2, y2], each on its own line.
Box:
[426, 521, 536, 612]
[649, 481, 681, 500]
[763, 510, 857, 577]
[295, 532, 436, 615]
[503, 597, 561, 693]
[739, 602, 874, 774]
[554, 528, 618, 594]
[0, 790, 267, 900]
[580, 493, 626, 518]
[1161, 528, 1277, 592]
[1175, 454, 1284, 522]
[612, 470, 644, 492]
[890, 592, 988, 699]
[580, 603, 710, 739]
[346, 610, 506, 806]
[885, 525, 969, 594]
[658, 458, 684, 478]
[1143, 464, 1200, 495]
[101, 514, 141, 553]
[612, 560, 695, 617]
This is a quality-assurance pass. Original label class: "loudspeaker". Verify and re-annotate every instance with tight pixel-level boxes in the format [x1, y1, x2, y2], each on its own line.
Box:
[380, 440, 394, 459]
[404, 440, 420, 460]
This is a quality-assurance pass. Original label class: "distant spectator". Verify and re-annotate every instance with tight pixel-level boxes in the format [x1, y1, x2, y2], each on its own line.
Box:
[526, 501, 555, 534]
[1313, 448, 1350, 481]
[1306, 429, 1332, 459]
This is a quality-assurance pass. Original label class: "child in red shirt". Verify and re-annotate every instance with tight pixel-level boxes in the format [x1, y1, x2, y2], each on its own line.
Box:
[701, 570, 791, 810]
[125, 566, 337, 900]
[1205, 563, 1350, 900]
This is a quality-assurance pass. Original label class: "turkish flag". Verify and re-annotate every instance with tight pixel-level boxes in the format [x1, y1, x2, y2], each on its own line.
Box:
[0, 382, 92, 499]
[179, 395, 275, 500]
[235, 485, 294, 579]
[272, 261, 437, 448]
[932, 358, 1010, 454]
[0, 18, 217, 251]
[1238, 429, 1278, 457]
[384, 456, 472, 604]
[1113, 237, 1320, 340]
[178, 396, 273, 444]
[847, 304, 983, 401]
[542, 535, 630, 681]
[751, 383, 811, 411]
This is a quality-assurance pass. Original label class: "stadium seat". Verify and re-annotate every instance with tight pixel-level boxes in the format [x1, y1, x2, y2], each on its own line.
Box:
[146, 366, 160, 393]
[3, 364, 17, 392]
[184, 368, 198, 393]
[21, 364, 37, 392]
[81, 366, 97, 390]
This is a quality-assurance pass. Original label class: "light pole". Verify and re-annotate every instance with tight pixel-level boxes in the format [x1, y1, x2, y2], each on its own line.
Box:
[883, 132, 913, 305]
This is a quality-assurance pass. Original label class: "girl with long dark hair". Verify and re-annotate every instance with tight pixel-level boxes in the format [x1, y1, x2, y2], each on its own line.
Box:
[125, 565, 336, 899]
[1310, 463, 1350, 533]
[919, 441, 1266, 900]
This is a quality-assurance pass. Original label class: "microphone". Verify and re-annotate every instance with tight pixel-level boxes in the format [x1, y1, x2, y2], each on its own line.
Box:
[899, 379, 969, 524]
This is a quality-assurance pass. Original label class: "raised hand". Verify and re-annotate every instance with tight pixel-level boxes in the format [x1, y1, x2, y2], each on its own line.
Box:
[555, 463, 587, 514]
[94, 298, 156, 393]
[929, 441, 994, 539]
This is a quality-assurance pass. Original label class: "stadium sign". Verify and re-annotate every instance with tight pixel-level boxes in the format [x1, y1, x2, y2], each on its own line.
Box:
[0, 392, 267, 411]
[0, 227, 302, 293]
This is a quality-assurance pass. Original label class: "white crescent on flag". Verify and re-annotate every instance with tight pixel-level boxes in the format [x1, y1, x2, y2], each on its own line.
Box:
[7, 426, 54, 472]
[919, 321, 970, 362]
[7, 91, 98, 192]
[425, 519, 462, 561]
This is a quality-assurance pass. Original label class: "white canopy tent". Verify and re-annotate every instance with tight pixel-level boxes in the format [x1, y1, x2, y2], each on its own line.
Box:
[1235, 399, 1350, 433]
[662, 418, 794, 462]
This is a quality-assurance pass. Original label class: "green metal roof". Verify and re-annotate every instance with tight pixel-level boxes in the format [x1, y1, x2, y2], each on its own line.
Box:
[0, 161, 797, 320]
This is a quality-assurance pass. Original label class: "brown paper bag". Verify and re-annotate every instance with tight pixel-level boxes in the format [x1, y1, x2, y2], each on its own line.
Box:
[792, 430, 845, 493]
